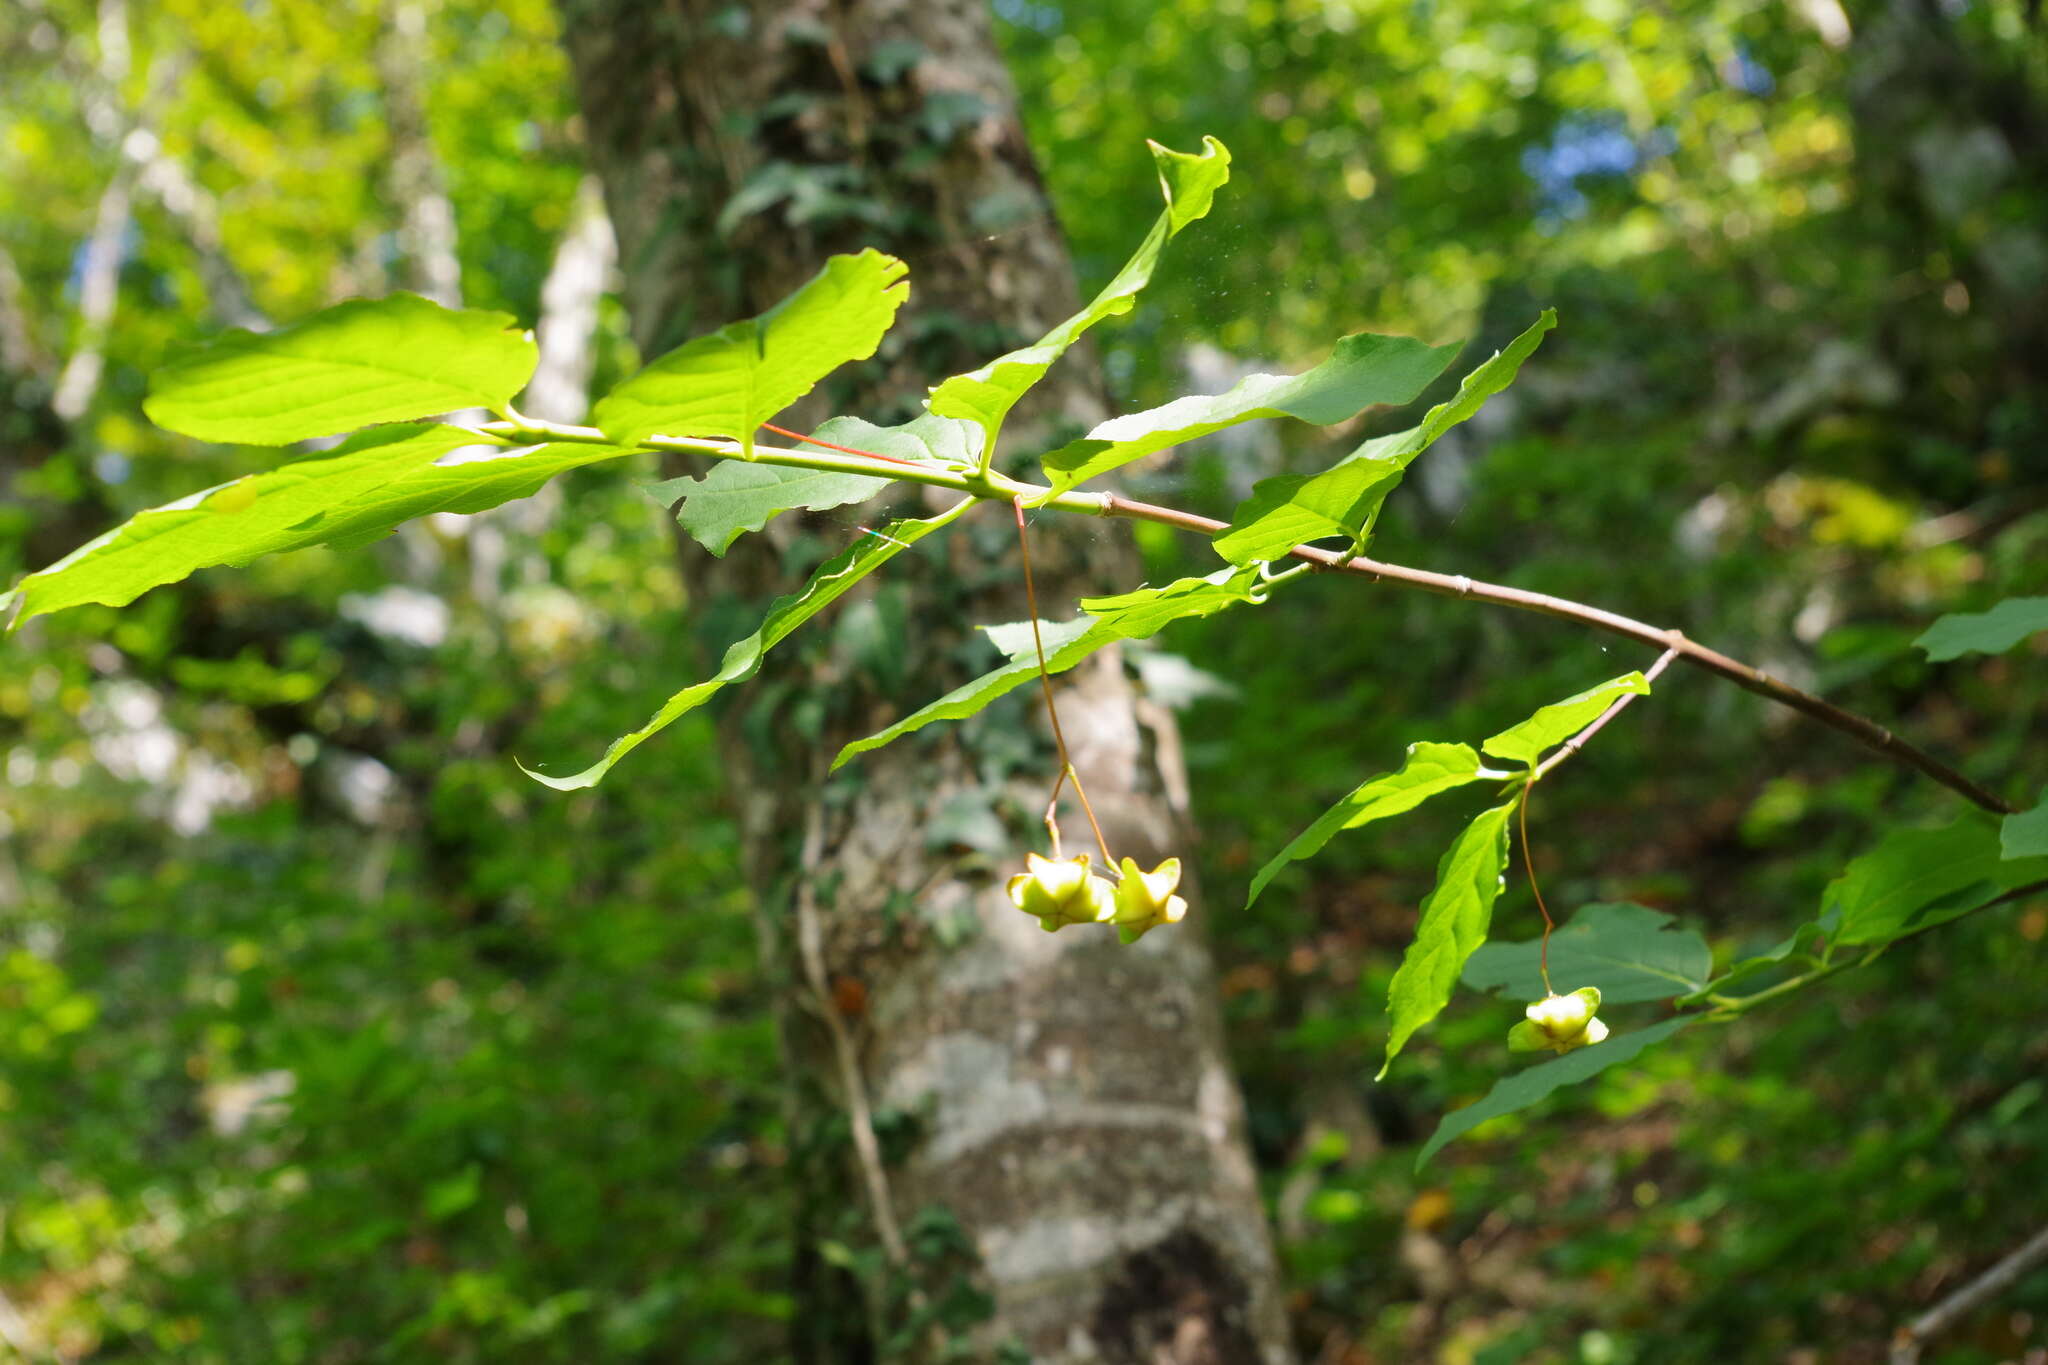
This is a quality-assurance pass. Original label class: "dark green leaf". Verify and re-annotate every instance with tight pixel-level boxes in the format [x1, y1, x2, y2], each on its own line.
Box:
[926, 137, 1229, 453]
[1829, 814, 2048, 947]
[1462, 902, 1712, 1005]
[2005, 793, 2048, 860]
[3, 426, 631, 628]
[524, 497, 972, 790]
[1482, 670, 1649, 768]
[1246, 742, 1487, 906]
[1678, 917, 1831, 1005]
[1379, 801, 1516, 1078]
[1415, 1018, 1691, 1169]
[1914, 596, 2048, 662]
[1212, 311, 1554, 565]
[593, 250, 909, 455]
[142, 293, 539, 446]
[1036, 331, 1460, 498]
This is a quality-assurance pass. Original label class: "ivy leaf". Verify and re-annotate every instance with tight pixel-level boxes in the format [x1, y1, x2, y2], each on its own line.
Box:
[143, 293, 539, 446]
[831, 564, 1265, 771]
[1246, 742, 1486, 906]
[1212, 311, 1554, 565]
[1914, 596, 2048, 662]
[593, 250, 909, 456]
[926, 136, 1229, 455]
[1828, 814, 2048, 947]
[1462, 903, 1713, 1005]
[1379, 801, 1517, 1079]
[1481, 670, 1649, 768]
[1034, 332, 1460, 499]
[1415, 1018, 1691, 1169]
[2005, 793, 2048, 860]
[2, 426, 633, 628]
[522, 498, 973, 791]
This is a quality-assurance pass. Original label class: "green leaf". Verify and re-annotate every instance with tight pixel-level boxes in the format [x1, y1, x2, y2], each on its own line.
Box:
[802, 413, 985, 468]
[1212, 311, 1555, 566]
[653, 411, 985, 556]
[1481, 670, 1650, 768]
[1678, 917, 1831, 1005]
[652, 464, 890, 557]
[2, 426, 633, 628]
[926, 136, 1229, 456]
[1415, 1018, 1691, 1169]
[1379, 801, 1516, 1078]
[830, 564, 1267, 771]
[2005, 793, 2048, 860]
[1829, 814, 2048, 947]
[1246, 742, 1486, 906]
[1462, 903, 1712, 1005]
[524, 498, 972, 791]
[143, 293, 538, 446]
[1078, 561, 1270, 634]
[1914, 596, 2048, 662]
[592, 250, 909, 456]
[1034, 331, 1460, 499]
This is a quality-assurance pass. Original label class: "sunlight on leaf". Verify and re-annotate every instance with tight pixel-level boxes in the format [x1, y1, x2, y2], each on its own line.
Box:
[1247, 742, 1486, 906]
[3, 426, 634, 629]
[1380, 800, 1516, 1078]
[144, 293, 538, 445]
[593, 250, 909, 456]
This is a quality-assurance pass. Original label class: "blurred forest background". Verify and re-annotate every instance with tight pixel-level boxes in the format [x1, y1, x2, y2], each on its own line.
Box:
[2, 0, 2045, 1361]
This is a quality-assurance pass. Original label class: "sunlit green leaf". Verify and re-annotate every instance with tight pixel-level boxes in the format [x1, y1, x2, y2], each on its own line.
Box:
[1415, 1018, 1691, 1169]
[831, 564, 1266, 770]
[1247, 741, 1486, 906]
[143, 293, 538, 445]
[1482, 670, 1650, 768]
[1463, 902, 1712, 1005]
[1829, 814, 2048, 947]
[1914, 596, 2048, 662]
[3, 426, 632, 628]
[524, 498, 973, 790]
[1035, 331, 1459, 498]
[593, 250, 909, 455]
[926, 136, 1229, 455]
[1213, 311, 1554, 565]
[1379, 800, 1516, 1078]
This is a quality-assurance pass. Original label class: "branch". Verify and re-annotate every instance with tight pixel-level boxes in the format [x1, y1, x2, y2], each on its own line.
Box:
[1891, 1221, 2048, 1364]
[474, 416, 2014, 816]
[1100, 493, 2016, 815]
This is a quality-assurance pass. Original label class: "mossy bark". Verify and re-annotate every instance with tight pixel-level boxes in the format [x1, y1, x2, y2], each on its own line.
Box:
[558, 2, 1293, 1359]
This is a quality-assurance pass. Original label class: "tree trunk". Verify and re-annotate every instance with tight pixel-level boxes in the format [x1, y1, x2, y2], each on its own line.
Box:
[558, 2, 1294, 1360]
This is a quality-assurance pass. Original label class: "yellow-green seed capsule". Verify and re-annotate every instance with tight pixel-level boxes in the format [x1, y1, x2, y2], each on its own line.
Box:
[1508, 985, 1608, 1054]
[1007, 852, 1116, 932]
[1110, 856, 1189, 944]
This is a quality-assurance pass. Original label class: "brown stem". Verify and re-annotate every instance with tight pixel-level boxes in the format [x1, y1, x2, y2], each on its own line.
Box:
[1097, 494, 2016, 815]
[1518, 784, 1556, 997]
[1519, 649, 1681, 995]
[1013, 497, 1115, 869]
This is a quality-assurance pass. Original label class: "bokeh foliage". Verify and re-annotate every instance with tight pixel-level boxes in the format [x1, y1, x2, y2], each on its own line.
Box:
[2, 0, 2044, 1361]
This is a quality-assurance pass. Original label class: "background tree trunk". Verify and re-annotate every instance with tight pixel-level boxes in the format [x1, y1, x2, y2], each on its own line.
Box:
[557, 1, 1295, 1359]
